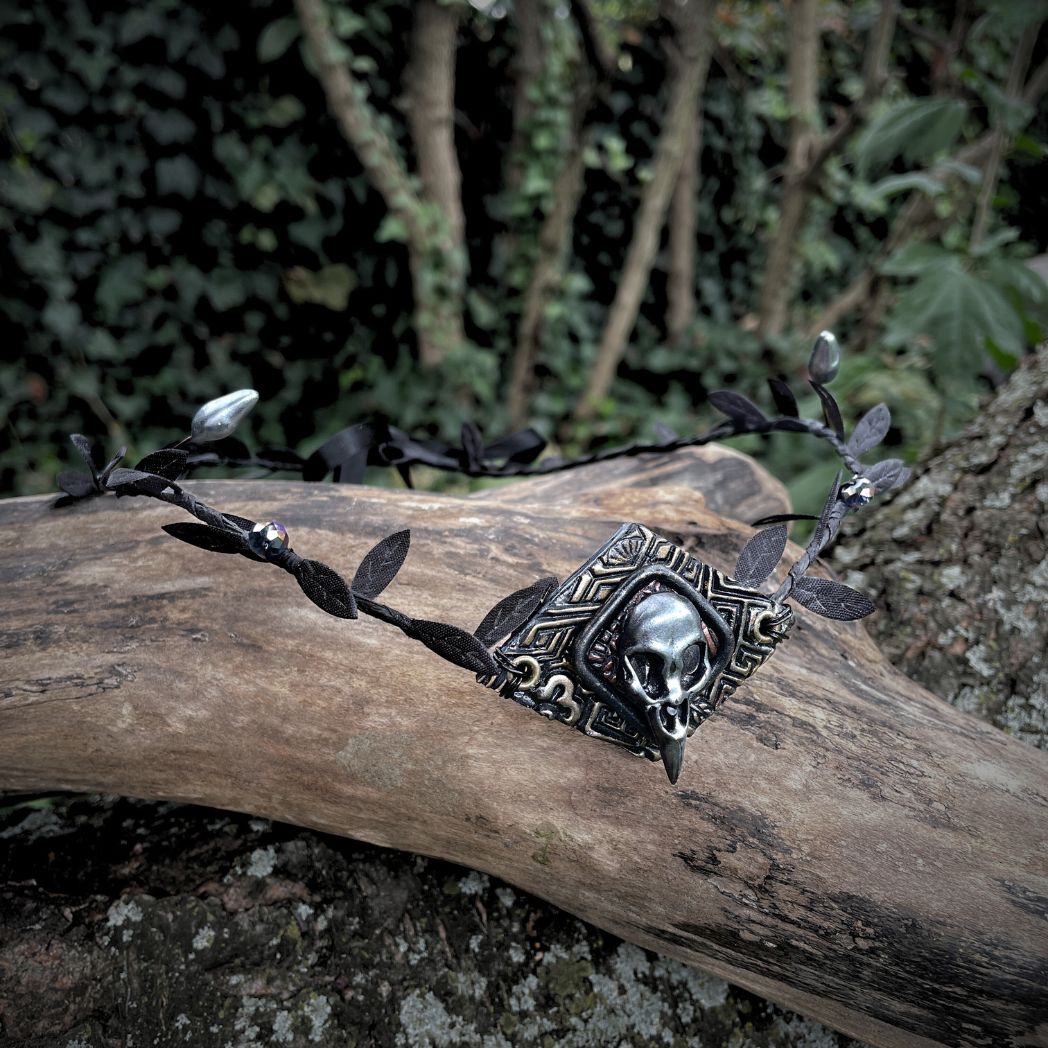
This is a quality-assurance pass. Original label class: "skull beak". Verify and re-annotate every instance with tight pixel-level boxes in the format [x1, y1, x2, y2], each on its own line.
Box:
[646, 702, 688, 785]
[658, 734, 686, 785]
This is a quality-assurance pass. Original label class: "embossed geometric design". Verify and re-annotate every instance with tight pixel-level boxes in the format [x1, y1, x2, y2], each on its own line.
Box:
[490, 523, 793, 769]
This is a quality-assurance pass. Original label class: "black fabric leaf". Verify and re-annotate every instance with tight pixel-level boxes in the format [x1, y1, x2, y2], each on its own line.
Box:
[135, 448, 190, 481]
[767, 378, 799, 418]
[69, 433, 98, 475]
[460, 422, 486, 471]
[810, 381, 845, 439]
[57, 470, 98, 498]
[222, 512, 257, 532]
[790, 577, 875, 620]
[749, 513, 819, 527]
[350, 530, 410, 598]
[256, 446, 305, 471]
[303, 422, 377, 482]
[295, 559, 358, 619]
[707, 390, 767, 427]
[733, 525, 788, 589]
[813, 470, 843, 545]
[864, 458, 912, 491]
[483, 427, 547, 465]
[475, 576, 559, 646]
[99, 446, 127, 484]
[408, 619, 499, 676]
[162, 522, 246, 555]
[848, 403, 891, 456]
[770, 417, 810, 433]
[105, 468, 179, 496]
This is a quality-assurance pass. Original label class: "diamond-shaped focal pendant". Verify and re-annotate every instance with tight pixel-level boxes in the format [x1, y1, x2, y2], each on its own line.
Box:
[486, 524, 793, 783]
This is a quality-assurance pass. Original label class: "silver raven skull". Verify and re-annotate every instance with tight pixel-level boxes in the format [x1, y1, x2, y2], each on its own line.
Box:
[620, 591, 715, 783]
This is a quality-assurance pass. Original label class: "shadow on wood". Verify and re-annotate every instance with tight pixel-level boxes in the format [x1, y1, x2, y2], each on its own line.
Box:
[0, 447, 1045, 1048]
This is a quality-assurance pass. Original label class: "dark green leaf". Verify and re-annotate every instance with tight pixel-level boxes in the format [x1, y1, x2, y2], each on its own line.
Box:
[258, 17, 301, 62]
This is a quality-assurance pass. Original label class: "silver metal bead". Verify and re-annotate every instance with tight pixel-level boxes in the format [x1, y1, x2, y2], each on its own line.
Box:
[839, 476, 876, 508]
[248, 520, 289, 557]
[809, 331, 842, 385]
[190, 389, 259, 443]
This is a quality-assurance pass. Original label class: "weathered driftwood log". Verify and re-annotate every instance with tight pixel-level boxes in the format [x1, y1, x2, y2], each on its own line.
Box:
[0, 446, 1045, 1048]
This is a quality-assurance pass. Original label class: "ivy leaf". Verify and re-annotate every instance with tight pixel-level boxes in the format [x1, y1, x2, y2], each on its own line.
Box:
[733, 525, 788, 589]
[854, 97, 968, 178]
[884, 259, 1025, 368]
[791, 577, 875, 620]
[161, 522, 246, 555]
[350, 530, 410, 598]
[295, 559, 358, 619]
[407, 619, 499, 677]
[848, 404, 891, 456]
[707, 390, 767, 428]
[811, 382, 845, 440]
[475, 576, 559, 646]
[257, 17, 301, 62]
[767, 378, 799, 418]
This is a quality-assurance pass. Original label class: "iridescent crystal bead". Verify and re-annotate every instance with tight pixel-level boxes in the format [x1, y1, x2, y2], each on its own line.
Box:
[249, 520, 289, 557]
[839, 476, 876, 507]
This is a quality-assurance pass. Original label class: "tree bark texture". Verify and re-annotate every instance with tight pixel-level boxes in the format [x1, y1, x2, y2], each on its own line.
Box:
[1, 440, 1046, 1047]
[576, 0, 715, 419]
[840, 347, 1048, 749]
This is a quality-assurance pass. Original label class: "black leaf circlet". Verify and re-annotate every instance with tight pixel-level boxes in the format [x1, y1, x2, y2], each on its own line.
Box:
[53, 331, 911, 775]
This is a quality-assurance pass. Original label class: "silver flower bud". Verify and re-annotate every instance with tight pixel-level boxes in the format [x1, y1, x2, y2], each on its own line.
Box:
[190, 389, 259, 443]
[808, 331, 842, 385]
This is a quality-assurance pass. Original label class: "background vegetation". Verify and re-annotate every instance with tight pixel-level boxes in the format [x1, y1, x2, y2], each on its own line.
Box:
[2, 0, 1047, 506]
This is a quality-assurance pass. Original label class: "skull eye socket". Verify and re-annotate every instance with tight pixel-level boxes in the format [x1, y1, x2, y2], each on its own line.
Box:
[681, 642, 707, 686]
[631, 652, 668, 700]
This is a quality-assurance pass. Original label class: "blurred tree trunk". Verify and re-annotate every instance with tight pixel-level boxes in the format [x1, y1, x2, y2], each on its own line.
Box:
[507, 94, 589, 428]
[665, 62, 702, 347]
[754, 0, 820, 340]
[295, 0, 466, 367]
[402, 0, 465, 252]
[505, 0, 544, 197]
[576, 0, 715, 421]
[757, 0, 897, 341]
[506, 0, 614, 428]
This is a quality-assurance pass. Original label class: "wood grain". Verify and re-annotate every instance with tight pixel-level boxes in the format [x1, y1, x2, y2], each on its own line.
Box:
[0, 448, 1045, 1048]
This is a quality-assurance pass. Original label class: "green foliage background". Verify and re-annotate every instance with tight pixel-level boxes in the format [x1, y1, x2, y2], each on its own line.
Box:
[2, 0, 1046, 500]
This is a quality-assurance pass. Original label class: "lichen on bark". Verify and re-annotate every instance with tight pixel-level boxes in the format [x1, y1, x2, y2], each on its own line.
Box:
[838, 348, 1048, 750]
